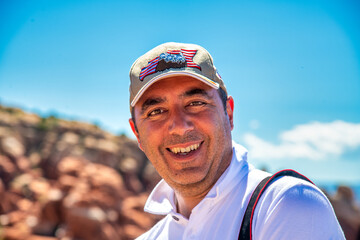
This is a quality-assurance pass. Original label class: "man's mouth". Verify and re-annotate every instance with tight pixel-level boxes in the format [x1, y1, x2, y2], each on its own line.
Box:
[167, 143, 201, 155]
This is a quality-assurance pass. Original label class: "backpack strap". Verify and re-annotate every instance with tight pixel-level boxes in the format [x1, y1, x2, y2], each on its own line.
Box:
[238, 169, 314, 240]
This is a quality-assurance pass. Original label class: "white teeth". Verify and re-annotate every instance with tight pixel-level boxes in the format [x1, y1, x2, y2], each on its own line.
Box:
[170, 143, 200, 154]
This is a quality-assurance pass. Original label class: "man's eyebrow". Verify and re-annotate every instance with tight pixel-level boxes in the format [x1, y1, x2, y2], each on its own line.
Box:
[183, 88, 211, 98]
[141, 97, 166, 112]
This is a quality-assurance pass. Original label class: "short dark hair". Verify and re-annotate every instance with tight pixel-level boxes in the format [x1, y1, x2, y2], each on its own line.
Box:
[131, 87, 228, 133]
[218, 87, 228, 111]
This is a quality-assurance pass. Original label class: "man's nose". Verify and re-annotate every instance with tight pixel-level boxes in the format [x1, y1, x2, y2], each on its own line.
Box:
[168, 110, 194, 136]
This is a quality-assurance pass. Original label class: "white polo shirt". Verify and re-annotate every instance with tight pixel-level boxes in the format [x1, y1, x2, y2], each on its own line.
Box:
[137, 142, 345, 240]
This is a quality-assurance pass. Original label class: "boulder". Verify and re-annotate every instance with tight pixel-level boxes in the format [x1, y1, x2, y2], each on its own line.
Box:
[329, 186, 360, 240]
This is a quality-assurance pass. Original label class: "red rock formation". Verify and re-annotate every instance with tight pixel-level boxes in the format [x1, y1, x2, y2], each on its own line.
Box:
[328, 186, 360, 240]
[0, 105, 161, 239]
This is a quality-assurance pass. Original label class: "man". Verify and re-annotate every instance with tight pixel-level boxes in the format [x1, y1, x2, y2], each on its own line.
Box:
[128, 42, 345, 239]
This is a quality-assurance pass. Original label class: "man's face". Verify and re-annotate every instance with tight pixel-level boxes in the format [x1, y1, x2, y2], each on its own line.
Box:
[130, 76, 234, 197]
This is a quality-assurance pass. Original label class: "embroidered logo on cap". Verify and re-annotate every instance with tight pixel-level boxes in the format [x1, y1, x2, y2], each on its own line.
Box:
[139, 49, 201, 81]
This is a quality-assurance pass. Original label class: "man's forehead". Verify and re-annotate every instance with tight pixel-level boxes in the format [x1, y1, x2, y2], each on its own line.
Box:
[137, 77, 214, 103]
[144, 87, 210, 103]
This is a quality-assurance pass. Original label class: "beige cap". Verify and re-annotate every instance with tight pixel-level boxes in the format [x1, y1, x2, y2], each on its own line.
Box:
[129, 42, 227, 108]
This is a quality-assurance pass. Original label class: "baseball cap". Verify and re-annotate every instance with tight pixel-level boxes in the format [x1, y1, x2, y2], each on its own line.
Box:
[129, 42, 227, 108]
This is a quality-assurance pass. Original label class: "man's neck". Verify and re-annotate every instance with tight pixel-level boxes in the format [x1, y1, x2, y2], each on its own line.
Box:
[172, 148, 234, 219]
[174, 163, 231, 218]
[175, 190, 209, 219]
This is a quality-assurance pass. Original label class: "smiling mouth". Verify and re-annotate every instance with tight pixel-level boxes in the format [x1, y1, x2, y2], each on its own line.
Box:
[167, 143, 201, 155]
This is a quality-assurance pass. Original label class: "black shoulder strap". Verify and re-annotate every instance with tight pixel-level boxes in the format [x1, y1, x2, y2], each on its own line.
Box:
[238, 169, 314, 240]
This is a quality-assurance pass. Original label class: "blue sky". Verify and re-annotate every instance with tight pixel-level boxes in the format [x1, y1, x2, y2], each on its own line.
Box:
[0, 0, 359, 184]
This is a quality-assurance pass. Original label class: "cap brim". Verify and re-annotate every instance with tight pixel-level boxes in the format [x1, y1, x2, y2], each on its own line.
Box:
[131, 71, 220, 107]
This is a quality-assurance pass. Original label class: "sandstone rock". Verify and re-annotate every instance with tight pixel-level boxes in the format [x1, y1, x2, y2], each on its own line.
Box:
[329, 186, 360, 240]
[97, 138, 119, 153]
[0, 105, 166, 239]
[19, 113, 40, 126]
[84, 136, 97, 148]
[123, 224, 146, 240]
[60, 132, 79, 145]
[0, 111, 18, 126]
[4, 210, 27, 226]
[121, 194, 163, 231]
[32, 197, 63, 236]
[57, 156, 85, 176]
[1, 136, 25, 158]
[16, 156, 31, 171]
[2, 223, 32, 240]
[0, 154, 17, 186]
[58, 175, 78, 192]
[29, 152, 42, 166]
[17, 198, 33, 212]
[0, 126, 12, 137]
[27, 235, 58, 240]
[0, 190, 23, 214]
[64, 205, 121, 240]
[9, 173, 34, 200]
[81, 163, 125, 195]
[28, 178, 51, 198]
[119, 157, 139, 173]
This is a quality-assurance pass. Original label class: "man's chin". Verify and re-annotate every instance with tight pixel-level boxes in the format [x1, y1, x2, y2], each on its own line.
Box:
[167, 173, 208, 190]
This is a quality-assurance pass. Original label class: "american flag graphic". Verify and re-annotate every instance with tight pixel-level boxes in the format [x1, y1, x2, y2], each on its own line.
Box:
[139, 49, 201, 81]
[139, 56, 160, 81]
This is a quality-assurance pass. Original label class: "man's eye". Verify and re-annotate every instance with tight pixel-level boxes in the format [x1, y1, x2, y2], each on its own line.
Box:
[148, 109, 164, 117]
[189, 101, 205, 106]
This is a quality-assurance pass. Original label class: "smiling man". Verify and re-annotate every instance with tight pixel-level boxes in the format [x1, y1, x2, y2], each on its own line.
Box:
[128, 42, 345, 239]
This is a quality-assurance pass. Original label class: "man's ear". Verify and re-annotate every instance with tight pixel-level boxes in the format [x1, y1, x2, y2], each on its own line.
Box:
[226, 96, 234, 130]
[129, 118, 143, 151]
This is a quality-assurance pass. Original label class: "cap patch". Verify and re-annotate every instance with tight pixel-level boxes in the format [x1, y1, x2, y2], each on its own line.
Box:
[139, 49, 201, 81]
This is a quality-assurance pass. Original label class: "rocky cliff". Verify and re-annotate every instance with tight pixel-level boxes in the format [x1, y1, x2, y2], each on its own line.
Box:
[0, 105, 162, 239]
[0, 105, 359, 239]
